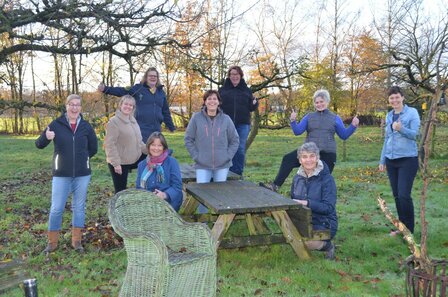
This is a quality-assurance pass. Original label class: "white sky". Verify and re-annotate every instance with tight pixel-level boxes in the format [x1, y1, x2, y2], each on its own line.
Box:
[4, 0, 446, 93]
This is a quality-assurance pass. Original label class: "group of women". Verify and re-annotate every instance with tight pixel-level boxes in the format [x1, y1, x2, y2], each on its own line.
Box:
[37, 64, 420, 260]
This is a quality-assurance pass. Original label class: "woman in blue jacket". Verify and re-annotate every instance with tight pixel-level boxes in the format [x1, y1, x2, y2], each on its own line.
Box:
[136, 132, 183, 212]
[36, 94, 98, 254]
[98, 67, 176, 144]
[379, 86, 420, 235]
[291, 142, 337, 260]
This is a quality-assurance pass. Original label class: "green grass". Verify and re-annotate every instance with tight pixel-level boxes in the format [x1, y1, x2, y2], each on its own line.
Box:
[1, 126, 447, 296]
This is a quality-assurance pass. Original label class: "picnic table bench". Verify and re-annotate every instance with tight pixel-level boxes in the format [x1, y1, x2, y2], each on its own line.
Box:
[182, 180, 330, 260]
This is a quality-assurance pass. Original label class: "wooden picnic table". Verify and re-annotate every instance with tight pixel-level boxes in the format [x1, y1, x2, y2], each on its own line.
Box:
[180, 164, 241, 183]
[183, 180, 313, 260]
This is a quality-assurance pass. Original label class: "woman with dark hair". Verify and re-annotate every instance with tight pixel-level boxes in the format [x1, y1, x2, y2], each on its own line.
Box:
[219, 66, 258, 175]
[105, 95, 147, 193]
[98, 67, 176, 143]
[291, 142, 337, 260]
[36, 94, 98, 254]
[185, 90, 239, 212]
[136, 132, 183, 212]
[379, 86, 420, 235]
[260, 89, 359, 192]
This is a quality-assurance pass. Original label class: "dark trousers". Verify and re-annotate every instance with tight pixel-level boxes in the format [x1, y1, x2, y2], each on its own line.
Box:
[385, 157, 419, 233]
[108, 163, 134, 194]
[273, 150, 336, 187]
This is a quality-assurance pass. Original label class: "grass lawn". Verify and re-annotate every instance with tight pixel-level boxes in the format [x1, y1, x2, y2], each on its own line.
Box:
[1, 126, 447, 297]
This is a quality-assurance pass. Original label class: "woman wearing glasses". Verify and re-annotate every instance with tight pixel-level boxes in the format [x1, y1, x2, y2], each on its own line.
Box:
[36, 94, 98, 254]
[97, 67, 176, 144]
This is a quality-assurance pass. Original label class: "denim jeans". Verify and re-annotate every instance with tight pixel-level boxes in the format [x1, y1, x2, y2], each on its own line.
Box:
[48, 175, 91, 231]
[385, 157, 418, 233]
[230, 124, 250, 175]
[196, 168, 229, 213]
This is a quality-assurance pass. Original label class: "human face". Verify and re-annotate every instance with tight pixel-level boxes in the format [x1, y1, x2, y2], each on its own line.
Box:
[149, 138, 164, 157]
[120, 99, 134, 116]
[229, 69, 241, 87]
[314, 97, 328, 111]
[146, 71, 158, 87]
[205, 93, 220, 114]
[388, 93, 404, 111]
[66, 99, 81, 122]
[299, 151, 319, 174]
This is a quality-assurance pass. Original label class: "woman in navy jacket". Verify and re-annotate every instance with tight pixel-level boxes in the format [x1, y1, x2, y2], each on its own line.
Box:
[98, 67, 176, 144]
[36, 94, 98, 254]
[291, 142, 337, 260]
[136, 132, 183, 212]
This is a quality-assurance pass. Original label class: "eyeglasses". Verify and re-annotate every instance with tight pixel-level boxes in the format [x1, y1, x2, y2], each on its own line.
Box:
[67, 103, 81, 108]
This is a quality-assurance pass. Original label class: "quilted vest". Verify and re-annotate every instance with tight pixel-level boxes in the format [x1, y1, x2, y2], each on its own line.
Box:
[306, 110, 337, 153]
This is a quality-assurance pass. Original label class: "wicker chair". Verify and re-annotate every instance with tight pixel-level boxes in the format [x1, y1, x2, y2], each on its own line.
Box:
[108, 189, 217, 297]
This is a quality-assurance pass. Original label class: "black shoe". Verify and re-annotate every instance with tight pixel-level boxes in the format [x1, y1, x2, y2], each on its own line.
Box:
[259, 182, 278, 192]
[324, 241, 335, 260]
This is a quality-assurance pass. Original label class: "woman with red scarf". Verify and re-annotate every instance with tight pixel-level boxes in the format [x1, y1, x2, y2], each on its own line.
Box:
[135, 132, 183, 211]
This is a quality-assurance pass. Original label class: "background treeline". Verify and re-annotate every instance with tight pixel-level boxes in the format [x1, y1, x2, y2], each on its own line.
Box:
[1, 0, 447, 145]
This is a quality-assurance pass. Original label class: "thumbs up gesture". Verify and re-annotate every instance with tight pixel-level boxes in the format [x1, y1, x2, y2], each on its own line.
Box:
[392, 118, 402, 131]
[351, 115, 360, 127]
[45, 127, 55, 140]
[290, 109, 298, 122]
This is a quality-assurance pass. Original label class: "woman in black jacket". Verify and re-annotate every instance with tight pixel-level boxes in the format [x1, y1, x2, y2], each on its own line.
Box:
[36, 94, 98, 254]
[219, 66, 258, 176]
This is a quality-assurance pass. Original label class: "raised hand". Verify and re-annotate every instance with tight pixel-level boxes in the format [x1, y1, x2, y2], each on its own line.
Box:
[45, 126, 55, 140]
[97, 82, 105, 92]
[392, 118, 402, 131]
[290, 109, 298, 122]
[352, 115, 360, 127]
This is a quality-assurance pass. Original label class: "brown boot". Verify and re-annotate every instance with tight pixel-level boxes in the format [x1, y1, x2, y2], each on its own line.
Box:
[43, 231, 59, 254]
[71, 227, 84, 253]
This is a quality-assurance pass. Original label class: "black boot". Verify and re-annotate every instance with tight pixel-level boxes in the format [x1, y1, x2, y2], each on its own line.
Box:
[321, 241, 335, 260]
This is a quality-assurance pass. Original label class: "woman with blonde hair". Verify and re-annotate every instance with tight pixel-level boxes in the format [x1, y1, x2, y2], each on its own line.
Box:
[105, 95, 147, 193]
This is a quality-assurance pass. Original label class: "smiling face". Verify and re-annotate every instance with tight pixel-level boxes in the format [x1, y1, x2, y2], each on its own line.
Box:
[149, 138, 164, 157]
[146, 71, 159, 88]
[229, 69, 242, 87]
[66, 98, 81, 122]
[120, 99, 135, 116]
[205, 93, 220, 113]
[314, 96, 328, 111]
[388, 93, 404, 111]
[298, 151, 319, 174]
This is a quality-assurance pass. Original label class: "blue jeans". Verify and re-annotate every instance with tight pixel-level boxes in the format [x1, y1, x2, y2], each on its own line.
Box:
[48, 175, 91, 231]
[196, 168, 229, 213]
[231, 124, 250, 175]
[385, 157, 418, 233]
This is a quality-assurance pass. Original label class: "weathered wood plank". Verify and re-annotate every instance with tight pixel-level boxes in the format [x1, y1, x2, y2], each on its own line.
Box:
[220, 235, 286, 249]
[245, 214, 257, 235]
[211, 214, 236, 247]
[286, 207, 313, 238]
[252, 215, 269, 234]
[186, 180, 301, 214]
[310, 230, 331, 241]
[180, 195, 199, 215]
[180, 164, 240, 183]
[0, 260, 29, 293]
[271, 210, 311, 260]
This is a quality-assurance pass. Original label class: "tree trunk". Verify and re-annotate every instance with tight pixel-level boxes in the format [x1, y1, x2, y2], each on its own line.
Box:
[246, 109, 260, 151]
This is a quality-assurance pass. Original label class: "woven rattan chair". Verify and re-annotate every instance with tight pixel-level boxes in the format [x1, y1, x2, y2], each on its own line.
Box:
[108, 189, 217, 297]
